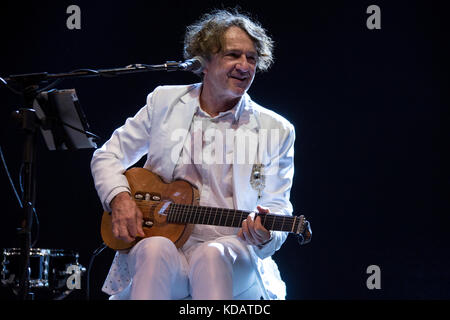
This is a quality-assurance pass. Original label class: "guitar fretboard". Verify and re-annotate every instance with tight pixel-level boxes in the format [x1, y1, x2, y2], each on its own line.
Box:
[166, 203, 301, 233]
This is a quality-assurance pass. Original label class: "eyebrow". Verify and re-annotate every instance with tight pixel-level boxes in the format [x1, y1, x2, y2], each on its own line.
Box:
[223, 48, 258, 57]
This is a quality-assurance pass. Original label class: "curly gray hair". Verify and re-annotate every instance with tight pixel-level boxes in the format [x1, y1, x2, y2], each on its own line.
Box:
[183, 9, 274, 72]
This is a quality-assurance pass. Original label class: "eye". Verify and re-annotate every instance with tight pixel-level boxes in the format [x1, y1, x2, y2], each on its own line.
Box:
[226, 52, 240, 58]
[247, 55, 257, 64]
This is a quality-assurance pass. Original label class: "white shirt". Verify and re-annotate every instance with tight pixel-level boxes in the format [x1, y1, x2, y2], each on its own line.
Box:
[173, 97, 244, 242]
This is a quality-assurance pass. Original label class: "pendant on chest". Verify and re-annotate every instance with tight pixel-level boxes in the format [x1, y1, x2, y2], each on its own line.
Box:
[250, 163, 265, 199]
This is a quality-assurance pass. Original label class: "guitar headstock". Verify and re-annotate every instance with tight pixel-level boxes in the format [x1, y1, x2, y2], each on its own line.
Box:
[296, 215, 312, 245]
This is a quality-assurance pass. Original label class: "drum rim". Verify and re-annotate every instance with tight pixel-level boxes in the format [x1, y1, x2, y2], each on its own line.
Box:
[2, 248, 78, 256]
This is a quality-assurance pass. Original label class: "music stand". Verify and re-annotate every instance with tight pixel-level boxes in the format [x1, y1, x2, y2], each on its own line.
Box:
[33, 89, 98, 151]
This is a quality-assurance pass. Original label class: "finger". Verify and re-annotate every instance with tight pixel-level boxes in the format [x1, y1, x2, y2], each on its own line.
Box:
[254, 216, 271, 242]
[119, 224, 134, 243]
[112, 212, 131, 241]
[112, 223, 120, 239]
[254, 216, 269, 234]
[135, 208, 145, 237]
[246, 214, 262, 243]
[242, 219, 249, 238]
[127, 218, 138, 239]
[237, 229, 244, 241]
[242, 229, 254, 245]
[256, 205, 270, 213]
[241, 219, 255, 245]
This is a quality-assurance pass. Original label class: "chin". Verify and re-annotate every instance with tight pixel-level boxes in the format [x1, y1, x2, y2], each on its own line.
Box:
[229, 85, 248, 97]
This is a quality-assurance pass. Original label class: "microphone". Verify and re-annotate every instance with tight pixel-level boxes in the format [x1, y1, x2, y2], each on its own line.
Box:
[178, 56, 205, 73]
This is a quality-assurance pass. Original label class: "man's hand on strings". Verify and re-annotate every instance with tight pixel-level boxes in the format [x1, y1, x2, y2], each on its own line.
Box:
[238, 205, 272, 246]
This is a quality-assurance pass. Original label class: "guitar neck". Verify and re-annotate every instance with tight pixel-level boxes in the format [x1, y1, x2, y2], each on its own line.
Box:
[166, 203, 302, 233]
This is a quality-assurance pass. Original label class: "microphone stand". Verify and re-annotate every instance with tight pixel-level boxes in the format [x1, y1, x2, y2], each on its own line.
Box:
[2, 60, 186, 300]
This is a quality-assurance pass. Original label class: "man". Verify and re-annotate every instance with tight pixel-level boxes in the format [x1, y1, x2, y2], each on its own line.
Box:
[91, 9, 297, 300]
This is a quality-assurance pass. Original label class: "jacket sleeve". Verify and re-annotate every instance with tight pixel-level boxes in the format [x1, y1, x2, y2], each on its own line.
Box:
[90, 90, 156, 212]
[252, 121, 296, 259]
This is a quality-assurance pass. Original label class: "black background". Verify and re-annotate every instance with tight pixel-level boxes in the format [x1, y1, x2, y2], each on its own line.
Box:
[0, 0, 448, 300]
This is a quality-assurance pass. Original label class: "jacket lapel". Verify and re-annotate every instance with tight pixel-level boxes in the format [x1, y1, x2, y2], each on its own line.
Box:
[150, 84, 200, 182]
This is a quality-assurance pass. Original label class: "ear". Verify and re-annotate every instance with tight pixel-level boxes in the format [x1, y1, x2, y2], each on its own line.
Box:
[202, 59, 210, 75]
[199, 61, 210, 80]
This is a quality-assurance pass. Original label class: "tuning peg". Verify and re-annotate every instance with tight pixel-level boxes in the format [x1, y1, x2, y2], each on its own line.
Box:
[297, 220, 312, 245]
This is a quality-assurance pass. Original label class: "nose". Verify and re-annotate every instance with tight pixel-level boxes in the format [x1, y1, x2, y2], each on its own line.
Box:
[235, 55, 251, 72]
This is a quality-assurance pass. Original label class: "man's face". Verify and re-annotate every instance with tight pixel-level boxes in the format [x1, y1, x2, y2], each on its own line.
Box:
[202, 26, 258, 104]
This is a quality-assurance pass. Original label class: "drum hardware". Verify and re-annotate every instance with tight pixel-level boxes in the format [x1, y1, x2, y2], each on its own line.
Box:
[1, 248, 85, 300]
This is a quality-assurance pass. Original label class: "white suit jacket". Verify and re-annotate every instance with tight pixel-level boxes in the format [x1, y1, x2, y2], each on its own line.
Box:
[91, 83, 296, 299]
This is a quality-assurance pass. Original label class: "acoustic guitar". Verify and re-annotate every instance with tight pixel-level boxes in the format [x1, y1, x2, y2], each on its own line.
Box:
[101, 168, 312, 250]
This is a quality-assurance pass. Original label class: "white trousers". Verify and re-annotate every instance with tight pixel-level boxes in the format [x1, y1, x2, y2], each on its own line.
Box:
[112, 236, 261, 300]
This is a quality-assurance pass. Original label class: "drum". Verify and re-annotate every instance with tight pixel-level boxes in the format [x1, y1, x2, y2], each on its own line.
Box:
[1, 248, 85, 299]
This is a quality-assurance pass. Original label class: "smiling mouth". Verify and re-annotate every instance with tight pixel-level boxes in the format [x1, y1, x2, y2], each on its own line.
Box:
[229, 75, 248, 81]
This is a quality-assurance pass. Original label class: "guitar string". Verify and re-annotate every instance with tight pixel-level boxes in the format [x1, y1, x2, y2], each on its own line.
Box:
[174, 203, 298, 231]
[166, 202, 301, 232]
[163, 202, 298, 231]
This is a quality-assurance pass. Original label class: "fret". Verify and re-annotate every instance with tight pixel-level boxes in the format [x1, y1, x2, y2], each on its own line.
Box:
[201, 207, 207, 225]
[287, 216, 297, 232]
[167, 203, 174, 223]
[170, 203, 175, 223]
[212, 207, 218, 226]
[231, 210, 236, 227]
[229, 210, 235, 227]
[173, 203, 180, 223]
[206, 207, 211, 225]
[166, 203, 172, 222]
[193, 204, 199, 224]
[234, 211, 241, 228]
[179, 204, 186, 223]
[285, 216, 294, 232]
[182, 204, 187, 223]
[178, 203, 183, 223]
[173, 203, 179, 223]
[195, 206, 202, 224]
[168, 203, 174, 222]
[190, 205, 195, 223]
[227, 209, 234, 227]
[170, 203, 175, 222]
[237, 211, 245, 227]
[223, 209, 229, 226]
[181, 204, 187, 223]
[294, 216, 301, 234]
[217, 209, 223, 226]
[176, 203, 181, 223]
[202, 206, 209, 225]
[234, 211, 241, 227]
[200, 206, 206, 224]
[175, 203, 181, 223]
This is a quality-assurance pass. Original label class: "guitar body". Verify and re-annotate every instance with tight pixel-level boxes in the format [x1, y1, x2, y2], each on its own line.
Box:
[101, 168, 198, 251]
